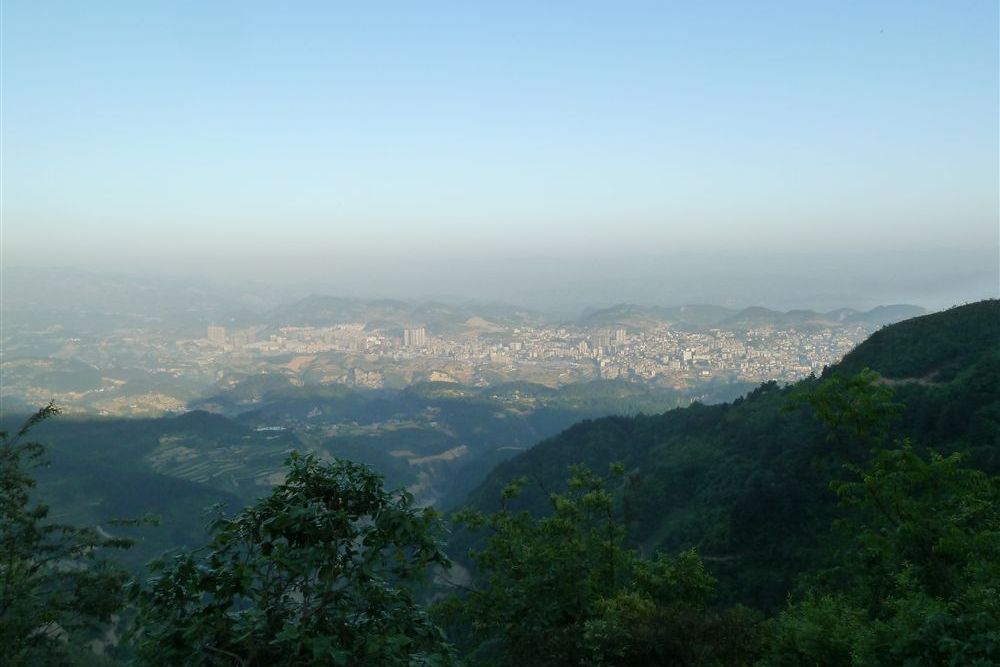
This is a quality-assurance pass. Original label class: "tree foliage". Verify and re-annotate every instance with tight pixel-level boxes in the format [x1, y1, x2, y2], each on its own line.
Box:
[441, 366, 999, 665]
[0, 403, 131, 666]
[765, 372, 1000, 665]
[436, 464, 764, 666]
[799, 367, 902, 449]
[128, 452, 456, 666]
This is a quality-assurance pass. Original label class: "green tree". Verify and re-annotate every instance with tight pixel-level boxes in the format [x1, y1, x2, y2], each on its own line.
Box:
[0, 403, 132, 666]
[765, 372, 1000, 665]
[436, 464, 764, 666]
[799, 366, 902, 451]
[128, 452, 456, 666]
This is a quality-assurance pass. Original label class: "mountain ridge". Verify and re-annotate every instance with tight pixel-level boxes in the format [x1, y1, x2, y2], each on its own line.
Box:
[577, 302, 925, 329]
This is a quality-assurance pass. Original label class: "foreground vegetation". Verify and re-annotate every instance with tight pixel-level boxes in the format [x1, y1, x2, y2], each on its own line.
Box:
[2, 302, 998, 665]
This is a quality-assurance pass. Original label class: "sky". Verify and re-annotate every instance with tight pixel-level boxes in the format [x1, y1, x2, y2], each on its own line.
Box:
[2, 1, 998, 309]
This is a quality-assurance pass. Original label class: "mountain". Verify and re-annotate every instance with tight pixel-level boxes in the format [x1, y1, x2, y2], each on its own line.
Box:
[842, 303, 926, 327]
[577, 304, 736, 328]
[458, 300, 999, 609]
[576, 302, 925, 330]
[835, 300, 997, 380]
[719, 304, 927, 329]
[264, 295, 542, 333]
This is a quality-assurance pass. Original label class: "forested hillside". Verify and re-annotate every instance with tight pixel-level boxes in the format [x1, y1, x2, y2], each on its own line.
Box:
[3, 301, 998, 665]
[459, 300, 1000, 608]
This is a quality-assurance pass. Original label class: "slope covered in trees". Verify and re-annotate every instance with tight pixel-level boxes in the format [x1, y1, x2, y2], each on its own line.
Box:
[458, 300, 1000, 608]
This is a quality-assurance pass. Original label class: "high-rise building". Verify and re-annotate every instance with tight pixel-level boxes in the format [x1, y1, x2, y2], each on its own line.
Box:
[207, 325, 226, 346]
[403, 327, 427, 348]
[232, 331, 250, 349]
[614, 328, 627, 344]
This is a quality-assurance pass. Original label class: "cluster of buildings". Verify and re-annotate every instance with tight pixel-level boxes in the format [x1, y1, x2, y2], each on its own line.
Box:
[202, 319, 870, 388]
[206, 325, 257, 349]
[403, 327, 427, 348]
[1, 315, 877, 417]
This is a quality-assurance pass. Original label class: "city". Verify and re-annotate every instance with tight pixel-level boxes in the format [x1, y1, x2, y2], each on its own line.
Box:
[208, 319, 868, 386]
[2, 308, 890, 416]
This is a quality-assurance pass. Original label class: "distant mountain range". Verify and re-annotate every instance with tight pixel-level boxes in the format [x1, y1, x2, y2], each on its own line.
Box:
[5, 267, 927, 336]
[577, 303, 925, 330]
[263, 295, 542, 333]
[267, 297, 925, 334]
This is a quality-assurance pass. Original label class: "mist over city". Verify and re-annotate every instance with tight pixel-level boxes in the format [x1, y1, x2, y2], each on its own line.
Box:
[1, 2, 998, 665]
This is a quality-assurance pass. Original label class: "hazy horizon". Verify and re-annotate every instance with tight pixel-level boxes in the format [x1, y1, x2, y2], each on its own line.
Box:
[3, 2, 998, 309]
[3, 251, 994, 319]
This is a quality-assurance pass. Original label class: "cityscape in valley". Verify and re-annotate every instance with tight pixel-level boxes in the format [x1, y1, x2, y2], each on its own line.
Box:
[1, 286, 923, 416]
[2, 2, 997, 664]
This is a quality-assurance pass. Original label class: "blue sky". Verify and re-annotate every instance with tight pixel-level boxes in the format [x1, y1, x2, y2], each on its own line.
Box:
[2, 1, 997, 303]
